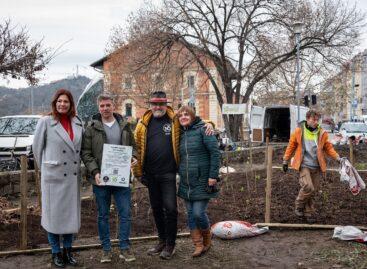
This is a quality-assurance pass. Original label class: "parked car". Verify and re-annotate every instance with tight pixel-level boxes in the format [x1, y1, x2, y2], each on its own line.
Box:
[337, 122, 367, 144]
[0, 115, 41, 171]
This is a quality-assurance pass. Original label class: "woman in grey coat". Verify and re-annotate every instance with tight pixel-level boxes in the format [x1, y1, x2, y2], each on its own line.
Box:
[33, 89, 83, 268]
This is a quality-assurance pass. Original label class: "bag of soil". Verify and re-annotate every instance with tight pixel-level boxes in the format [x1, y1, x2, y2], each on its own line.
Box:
[333, 226, 367, 243]
[211, 220, 269, 239]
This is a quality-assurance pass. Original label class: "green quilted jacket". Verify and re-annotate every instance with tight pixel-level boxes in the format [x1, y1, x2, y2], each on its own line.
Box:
[177, 118, 220, 201]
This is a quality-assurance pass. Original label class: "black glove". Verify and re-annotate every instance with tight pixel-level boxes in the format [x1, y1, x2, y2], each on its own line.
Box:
[282, 162, 288, 173]
[205, 184, 220, 194]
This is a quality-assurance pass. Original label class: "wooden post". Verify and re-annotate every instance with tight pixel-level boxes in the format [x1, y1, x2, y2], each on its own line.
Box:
[34, 162, 41, 209]
[265, 145, 273, 223]
[264, 135, 270, 166]
[20, 155, 28, 250]
[349, 139, 354, 166]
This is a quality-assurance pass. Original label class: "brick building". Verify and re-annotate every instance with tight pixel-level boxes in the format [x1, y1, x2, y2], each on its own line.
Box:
[90, 42, 227, 128]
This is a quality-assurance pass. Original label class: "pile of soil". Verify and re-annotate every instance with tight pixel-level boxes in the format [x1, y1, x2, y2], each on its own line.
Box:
[1, 169, 367, 251]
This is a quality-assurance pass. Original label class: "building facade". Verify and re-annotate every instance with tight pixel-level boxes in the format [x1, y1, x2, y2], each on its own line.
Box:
[323, 50, 367, 122]
[90, 43, 225, 128]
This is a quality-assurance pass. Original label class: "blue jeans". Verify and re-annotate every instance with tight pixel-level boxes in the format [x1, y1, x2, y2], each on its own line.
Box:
[184, 199, 210, 230]
[93, 185, 131, 251]
[47, 232, 73, 254]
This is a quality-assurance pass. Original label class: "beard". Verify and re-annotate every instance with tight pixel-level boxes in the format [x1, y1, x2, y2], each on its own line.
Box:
[152, 109, 166, 118]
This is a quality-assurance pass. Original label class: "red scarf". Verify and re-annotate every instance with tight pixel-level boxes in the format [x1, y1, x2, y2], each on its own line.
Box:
[60, 115, 74, 141]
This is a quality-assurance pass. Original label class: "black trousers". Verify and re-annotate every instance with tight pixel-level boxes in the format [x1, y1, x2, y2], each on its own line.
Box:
[145, 172, 177, 246]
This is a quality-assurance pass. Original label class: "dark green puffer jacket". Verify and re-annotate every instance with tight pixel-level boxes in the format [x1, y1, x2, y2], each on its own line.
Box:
[177, 117, 220, 201]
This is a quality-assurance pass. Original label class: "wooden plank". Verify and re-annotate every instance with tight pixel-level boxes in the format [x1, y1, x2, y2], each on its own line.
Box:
[19, 156, 28, 250]
[0, 232, 191, 257]
[255, 223, 367, 230]
[265, 145, 273, 223]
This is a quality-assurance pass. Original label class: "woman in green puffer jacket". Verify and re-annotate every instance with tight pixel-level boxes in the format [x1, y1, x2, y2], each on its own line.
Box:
[176, 105, 220, 258]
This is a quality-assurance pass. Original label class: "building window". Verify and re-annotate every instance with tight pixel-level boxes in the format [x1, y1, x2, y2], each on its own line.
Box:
[187, 75, 195, 89]
[125, 103, 132, 117]
[123, 77, 132, 90]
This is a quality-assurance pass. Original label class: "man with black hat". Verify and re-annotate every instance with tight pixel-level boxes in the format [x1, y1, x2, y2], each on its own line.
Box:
[133, 91, 213, 259]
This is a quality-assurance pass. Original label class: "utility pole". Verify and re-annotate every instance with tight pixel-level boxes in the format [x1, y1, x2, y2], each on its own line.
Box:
[351, 60, 355, 121]
[293, 22, 303, 123]
[31, 88, 34, 114]
[188, 76, 196, 108]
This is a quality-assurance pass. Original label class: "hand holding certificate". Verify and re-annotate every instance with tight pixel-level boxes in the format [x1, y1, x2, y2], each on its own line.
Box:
[100, 144, 132, 187]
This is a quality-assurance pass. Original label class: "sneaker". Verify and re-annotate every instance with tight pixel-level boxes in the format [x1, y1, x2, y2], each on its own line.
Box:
[159, 245, 175, 260]
[119, 248, 136, 262]
[294, 208, 304, 217]
[147, 240, 166, 256]
[100, 250, 112, 263]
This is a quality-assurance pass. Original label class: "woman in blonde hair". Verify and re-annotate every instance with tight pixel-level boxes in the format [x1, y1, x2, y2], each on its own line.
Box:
[176, 105, 220, 257]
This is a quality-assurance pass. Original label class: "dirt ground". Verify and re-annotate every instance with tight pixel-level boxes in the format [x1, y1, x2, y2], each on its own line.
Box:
[1, 144, 367, 267]
[1, 230, 367, 269]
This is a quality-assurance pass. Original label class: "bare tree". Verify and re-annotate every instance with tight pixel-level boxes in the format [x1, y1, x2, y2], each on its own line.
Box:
[111, 0, 365, 140]
[254, 49, 335, 106]
[0, 20, 53, 85]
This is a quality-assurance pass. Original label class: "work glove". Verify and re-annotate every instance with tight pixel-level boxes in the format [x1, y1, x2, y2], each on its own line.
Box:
[282, 161, 288, 173]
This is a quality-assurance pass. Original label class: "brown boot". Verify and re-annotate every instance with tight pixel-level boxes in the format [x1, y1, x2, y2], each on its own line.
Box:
[190, 229, 204, 257]
[201, 228, 212, 253]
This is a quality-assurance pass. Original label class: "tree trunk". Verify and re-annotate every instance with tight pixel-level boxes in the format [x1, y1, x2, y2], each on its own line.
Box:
[222, 114, 242, 141]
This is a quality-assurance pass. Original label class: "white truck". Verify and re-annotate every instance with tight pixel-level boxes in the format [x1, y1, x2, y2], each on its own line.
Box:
[250, 104, 309, 143]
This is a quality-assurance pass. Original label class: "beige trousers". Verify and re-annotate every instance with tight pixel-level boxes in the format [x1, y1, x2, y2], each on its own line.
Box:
[295, 167, 321, 216]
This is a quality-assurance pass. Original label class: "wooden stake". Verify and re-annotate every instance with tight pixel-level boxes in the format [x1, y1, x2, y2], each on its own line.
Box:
[249, 141, 253, 178]
[34, 162, 41, 209]
[255, 223, 367, 230]
[265, 145, 273, 223]
[349, 139, 354, 166]
[264, 135, 270, 166]
[20, 155, 28, 250]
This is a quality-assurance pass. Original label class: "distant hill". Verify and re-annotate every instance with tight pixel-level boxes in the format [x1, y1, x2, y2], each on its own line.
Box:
[0, 76, 91, 116]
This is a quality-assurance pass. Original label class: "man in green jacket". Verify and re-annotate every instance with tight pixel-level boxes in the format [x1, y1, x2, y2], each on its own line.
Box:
[81, 94, 137, 263]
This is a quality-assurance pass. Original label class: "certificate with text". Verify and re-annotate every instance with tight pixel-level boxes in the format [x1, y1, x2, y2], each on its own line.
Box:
[100, 144, 132, 187]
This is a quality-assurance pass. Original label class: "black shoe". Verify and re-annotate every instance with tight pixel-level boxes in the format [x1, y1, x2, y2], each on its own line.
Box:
[147, 240, 166, 256]
[63, 247, 77, 266]
[159, 245, 175, 260]
[52, 252, 65, 268]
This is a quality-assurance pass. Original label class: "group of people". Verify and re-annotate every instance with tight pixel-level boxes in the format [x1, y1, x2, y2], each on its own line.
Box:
[33, 87, 341, 267]
[33, 89, 220, 267]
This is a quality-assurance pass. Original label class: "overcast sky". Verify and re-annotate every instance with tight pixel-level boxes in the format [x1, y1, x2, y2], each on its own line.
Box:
[1, 0, 367, 89]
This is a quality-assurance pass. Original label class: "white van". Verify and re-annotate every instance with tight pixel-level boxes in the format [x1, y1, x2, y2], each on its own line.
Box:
[0, 115, 41, 170]
[250, 104, 309, 143]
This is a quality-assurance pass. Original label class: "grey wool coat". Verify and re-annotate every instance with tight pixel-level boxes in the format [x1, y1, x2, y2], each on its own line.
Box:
[33, 115, 83, 234]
